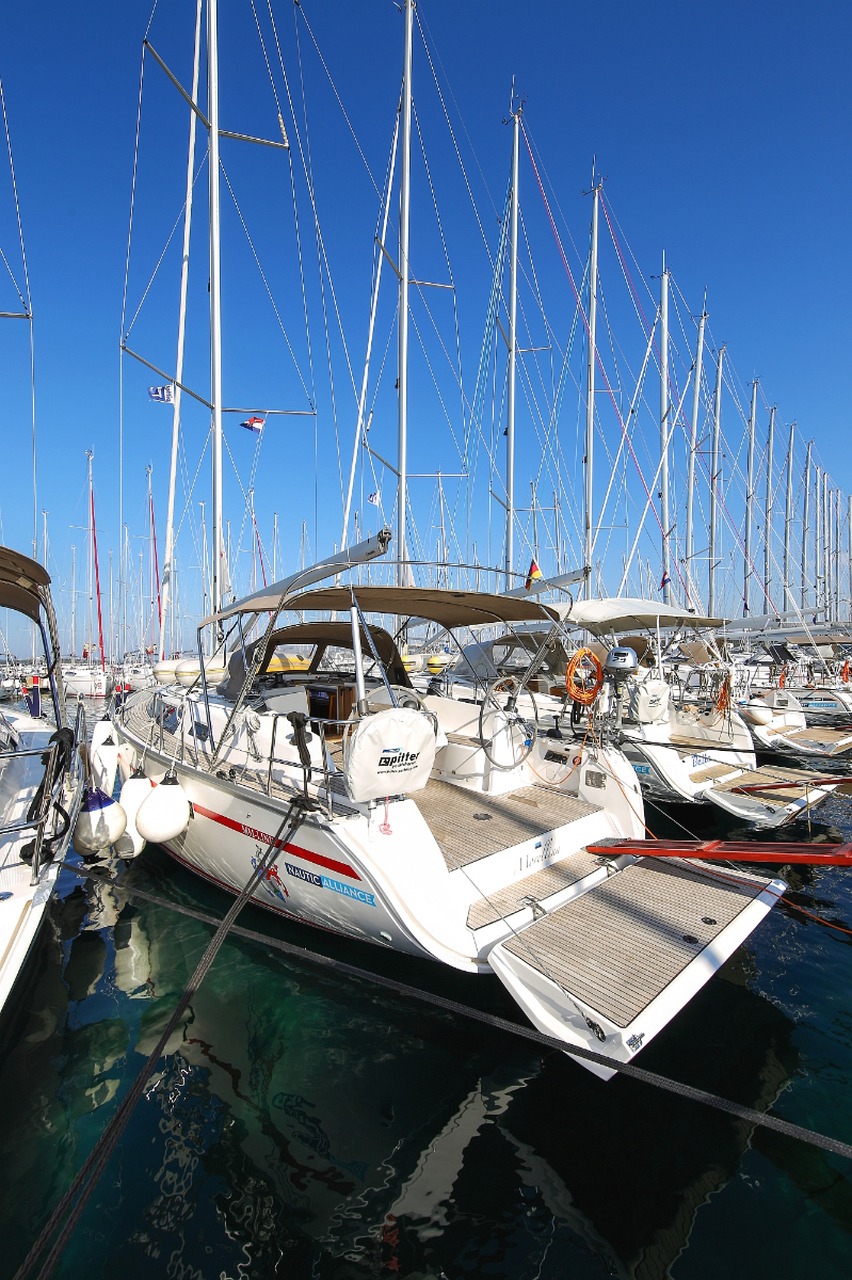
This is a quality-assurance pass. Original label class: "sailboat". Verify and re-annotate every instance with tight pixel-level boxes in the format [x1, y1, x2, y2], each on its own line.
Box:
[108, 0, 797, 1083]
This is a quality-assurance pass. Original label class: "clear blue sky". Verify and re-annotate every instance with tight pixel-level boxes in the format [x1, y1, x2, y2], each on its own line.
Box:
[0, 1, 848, 652]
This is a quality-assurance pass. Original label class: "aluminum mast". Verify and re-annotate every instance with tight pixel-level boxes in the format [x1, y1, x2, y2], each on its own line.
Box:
[583, 176, 599, 597]
[744, 381, 757, 615]
[783, 422, 795, 610]
[684, 301, 706, 601]
[848, 495, 852, 620]
[659, 255, 671, 604]
[160, 0, 202, 660]
[801, 441, 812, 609]
[818, 471, 823, 619]
[208, 0, 224, 619]
[504, 95, 521, 583]
[708, 347, 724, 616]
[396, 0, 414, 587]
[763, 405, 775, 608]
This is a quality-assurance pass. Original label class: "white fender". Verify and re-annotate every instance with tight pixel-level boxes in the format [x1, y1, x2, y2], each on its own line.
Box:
[154, 658, 181, 685]
[72, 787, 128, 853]
[135, 772, 191, 843]
[114, 771, 154, 858]
[116, 743, 138, 786]
[175, 655, 228, 689]
[740, 699, 774, 726]
[90, 720, 120, 796]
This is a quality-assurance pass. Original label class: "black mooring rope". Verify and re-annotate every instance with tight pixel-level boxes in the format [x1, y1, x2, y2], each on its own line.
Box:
[13, 800, 308, 1280]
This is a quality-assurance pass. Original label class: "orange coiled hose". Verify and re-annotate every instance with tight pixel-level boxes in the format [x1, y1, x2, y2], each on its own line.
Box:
[565, 647, 604, 705]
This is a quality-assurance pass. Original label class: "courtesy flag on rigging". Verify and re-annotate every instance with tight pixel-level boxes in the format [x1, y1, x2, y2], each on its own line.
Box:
[148, 385, 174, 403]
[367, 492, 380, 506]
[525, 559, 542, 591]
[240, 416, 265, 434]
[660, 570, 671, 590]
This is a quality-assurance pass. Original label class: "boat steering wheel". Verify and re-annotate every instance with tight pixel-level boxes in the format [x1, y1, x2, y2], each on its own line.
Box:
[478, 676, 538, 770]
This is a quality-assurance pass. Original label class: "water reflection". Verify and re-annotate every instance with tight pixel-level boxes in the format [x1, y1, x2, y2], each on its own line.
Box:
[0, 806, 850, 1278]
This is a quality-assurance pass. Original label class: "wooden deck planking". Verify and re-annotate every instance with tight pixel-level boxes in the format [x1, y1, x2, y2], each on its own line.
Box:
[502, 858, 768, 1027]
[467, 851, 604, 929]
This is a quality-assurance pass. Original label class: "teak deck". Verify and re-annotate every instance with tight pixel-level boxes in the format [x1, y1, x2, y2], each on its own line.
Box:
[502, 858, 767, 1027]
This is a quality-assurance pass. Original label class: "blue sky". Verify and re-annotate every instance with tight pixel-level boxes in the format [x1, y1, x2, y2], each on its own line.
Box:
[0, 1, 849, 652]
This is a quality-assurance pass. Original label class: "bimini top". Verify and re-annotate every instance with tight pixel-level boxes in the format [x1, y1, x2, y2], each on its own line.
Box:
[556, 597, 726, 635]
[0, 545, 52, 622]
[282, 585, 560, 630]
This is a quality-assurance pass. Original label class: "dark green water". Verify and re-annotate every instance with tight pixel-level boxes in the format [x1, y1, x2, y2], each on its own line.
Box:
[1, 784, 851, 1278]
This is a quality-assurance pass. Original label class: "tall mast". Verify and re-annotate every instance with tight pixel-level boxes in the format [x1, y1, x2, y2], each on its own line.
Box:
[818, 473, 823, 622]
[848, 495, 852, 621]
[684, 301, 706, 600]
[659, 255, 671, 603]
[70, 542, 76, 660]
[161, 0, 202, 660]
[139, 549, 144, 654]
[708, 346, 724, 616]
[835, 488, 840, 622]
[744, 380, 757, 615]
[583, 174, 599, 596]
[814, 465, 822, 615]
[763, 405, 775, 609]
[199, 500, 209, 638]
[86, 449, 93, 662]
[801, 440, 812, 609]
[783, 422, 794, 611]
[208, 0, 224, 619]
[396, 0, 414, 587]
[272, 512, 278, 580]
[505, 94, 521, 584]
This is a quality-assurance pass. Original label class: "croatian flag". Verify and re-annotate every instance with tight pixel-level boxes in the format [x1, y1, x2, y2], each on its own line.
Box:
[148, 384, 174, 403]
[367, 492, 380, 506]
[660, 570, 671, 590]
[241, 416, 265, 434]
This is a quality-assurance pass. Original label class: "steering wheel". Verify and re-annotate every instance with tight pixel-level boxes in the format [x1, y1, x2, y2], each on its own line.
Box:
[366, 683, 423, 712]
[478, 676, 538, 770]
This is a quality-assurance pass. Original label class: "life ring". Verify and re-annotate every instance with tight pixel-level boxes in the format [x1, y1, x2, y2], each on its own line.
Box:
[565, 648, 604, 706]
[842, 660, 850, 684]
[778, 665, 787, 689]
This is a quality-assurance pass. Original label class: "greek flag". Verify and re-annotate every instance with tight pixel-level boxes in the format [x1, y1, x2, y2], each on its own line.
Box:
[148, 385, 174, 403]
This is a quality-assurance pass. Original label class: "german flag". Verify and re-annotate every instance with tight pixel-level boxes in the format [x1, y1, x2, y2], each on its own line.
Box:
[524, 559, 543, 591]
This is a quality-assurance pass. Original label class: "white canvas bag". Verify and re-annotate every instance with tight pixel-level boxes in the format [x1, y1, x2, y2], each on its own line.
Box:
[343, 706, 437, 802]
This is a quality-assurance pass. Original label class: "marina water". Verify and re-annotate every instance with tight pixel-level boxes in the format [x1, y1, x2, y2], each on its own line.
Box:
[1, 732, 850, 1278]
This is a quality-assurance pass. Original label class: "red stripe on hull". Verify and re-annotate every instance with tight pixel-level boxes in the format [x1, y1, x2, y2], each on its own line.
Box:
[191, 801, 361, 880]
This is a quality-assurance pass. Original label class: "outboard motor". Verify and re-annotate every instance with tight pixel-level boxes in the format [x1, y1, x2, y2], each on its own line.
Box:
[603, 647, 639, 728]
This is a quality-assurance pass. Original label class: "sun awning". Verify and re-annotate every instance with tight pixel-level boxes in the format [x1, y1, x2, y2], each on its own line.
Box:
[282, 585, 561, 629]
[0, 545, 51, 622]
[555, 596, 726, 635]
